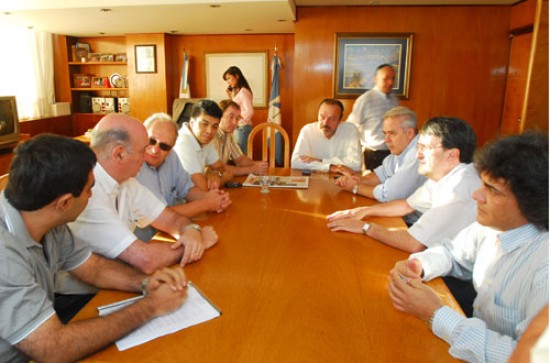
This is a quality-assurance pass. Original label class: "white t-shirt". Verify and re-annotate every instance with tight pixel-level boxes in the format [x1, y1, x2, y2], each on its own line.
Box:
[174, 122, 220, 174]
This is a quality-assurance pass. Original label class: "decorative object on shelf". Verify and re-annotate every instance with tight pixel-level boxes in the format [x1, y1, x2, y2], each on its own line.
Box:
[100, 53, 115, 62]
[91, 97, 104, 113]
[135, 44, 157, 73]
[88, 53, 101, 62]
[104, 97, 118, 112]
[109, 73, 124, 88]
[118, 98, 130, 114]
[78, 93, 92, 113]
[91, 77, 110, 88]
[333, 33, 413, 99]
[115, 53, 127, 62]
[205, 52, 268, 107]
[74, 74, 91, 88]
[74, 42, 91, 62]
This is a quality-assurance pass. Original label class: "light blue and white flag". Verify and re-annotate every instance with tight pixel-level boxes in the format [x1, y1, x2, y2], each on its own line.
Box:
[179, 52, 191, 98]
[268, 52, 283, 165]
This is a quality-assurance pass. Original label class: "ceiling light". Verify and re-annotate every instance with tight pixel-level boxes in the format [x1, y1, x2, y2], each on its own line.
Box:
[210, 4, 221, 8]
[99, 8, 112, 13]
[170, 30, 178, 34]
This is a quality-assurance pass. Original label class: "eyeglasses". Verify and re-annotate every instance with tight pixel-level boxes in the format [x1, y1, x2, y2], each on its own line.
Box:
[417, 143, 444, 152]
[148, 137, 173, 152]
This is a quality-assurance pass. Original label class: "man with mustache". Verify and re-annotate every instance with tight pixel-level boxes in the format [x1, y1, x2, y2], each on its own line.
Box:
[291, 98, 362, 174]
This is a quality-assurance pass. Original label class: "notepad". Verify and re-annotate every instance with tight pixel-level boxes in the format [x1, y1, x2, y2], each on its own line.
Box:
[98, 282, 221, 351]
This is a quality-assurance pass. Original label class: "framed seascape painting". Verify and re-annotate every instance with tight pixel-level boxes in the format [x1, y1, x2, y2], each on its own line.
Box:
[333, 33, 413, 99]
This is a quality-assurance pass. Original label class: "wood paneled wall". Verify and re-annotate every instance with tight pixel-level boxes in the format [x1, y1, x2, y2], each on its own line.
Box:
[293, 6, 512, 146]
[169, 34, 295, 140]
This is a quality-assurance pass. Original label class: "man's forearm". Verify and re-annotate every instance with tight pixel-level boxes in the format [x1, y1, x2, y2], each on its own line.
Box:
[366, 225, 426, 253]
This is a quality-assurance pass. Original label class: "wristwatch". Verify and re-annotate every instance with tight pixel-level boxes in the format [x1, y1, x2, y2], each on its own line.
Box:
[362, 223, 371, 235]
[352, 184, 359, 195]
[183, 223, 202, 233]
[141, 277, 149, 296]
[210, 169, 223, 177]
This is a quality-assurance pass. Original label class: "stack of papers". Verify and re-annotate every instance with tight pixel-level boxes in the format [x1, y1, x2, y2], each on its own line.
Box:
[98, 282, 221, 351]
[243, 174, 309, 189]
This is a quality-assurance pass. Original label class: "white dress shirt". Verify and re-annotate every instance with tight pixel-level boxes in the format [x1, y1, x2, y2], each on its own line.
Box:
[406, 163, 481, 247]
[412, 222, 549, 363]
[291, 121, 362, 172]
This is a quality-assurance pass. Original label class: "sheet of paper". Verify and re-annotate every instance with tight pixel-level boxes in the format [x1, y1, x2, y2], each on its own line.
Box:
[98, 282, 221, 351]
[243, 174, 309, 189]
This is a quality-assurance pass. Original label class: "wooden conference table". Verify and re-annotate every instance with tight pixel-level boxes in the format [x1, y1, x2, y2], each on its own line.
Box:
[74, 169, 462, 362]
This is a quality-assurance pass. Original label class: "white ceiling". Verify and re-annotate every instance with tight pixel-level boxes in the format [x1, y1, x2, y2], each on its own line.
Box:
[0, 0, 522, 37]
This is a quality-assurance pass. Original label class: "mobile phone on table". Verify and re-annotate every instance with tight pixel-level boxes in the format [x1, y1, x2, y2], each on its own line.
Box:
[302, 169, 312, 176]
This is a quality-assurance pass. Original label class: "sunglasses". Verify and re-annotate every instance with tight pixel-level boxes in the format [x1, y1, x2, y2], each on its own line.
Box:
[148, 137, 173, 152]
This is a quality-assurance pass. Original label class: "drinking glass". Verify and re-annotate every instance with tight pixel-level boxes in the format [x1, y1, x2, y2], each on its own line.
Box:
[260, 175, 271, 194]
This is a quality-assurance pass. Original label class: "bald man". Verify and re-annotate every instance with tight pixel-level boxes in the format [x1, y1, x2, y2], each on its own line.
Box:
[64, 114, 218, 295]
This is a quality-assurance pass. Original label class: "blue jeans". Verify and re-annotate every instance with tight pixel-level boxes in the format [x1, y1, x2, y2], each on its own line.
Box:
[234, 124, 253, 155]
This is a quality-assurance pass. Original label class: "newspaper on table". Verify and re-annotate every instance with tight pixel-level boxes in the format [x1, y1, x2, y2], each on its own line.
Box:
[97, 282, 221, 351]
[243, 174, 309, 189]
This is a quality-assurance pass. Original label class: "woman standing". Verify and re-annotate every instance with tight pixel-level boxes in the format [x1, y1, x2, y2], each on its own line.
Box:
[223, 66, 254, 154]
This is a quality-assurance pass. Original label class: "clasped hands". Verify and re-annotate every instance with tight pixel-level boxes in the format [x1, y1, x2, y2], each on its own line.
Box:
[142, 266, 188, 316]
[172, 226, 219, 266]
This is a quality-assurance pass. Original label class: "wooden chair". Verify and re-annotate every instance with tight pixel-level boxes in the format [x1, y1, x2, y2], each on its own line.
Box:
[247, 122, 290, 168]
[0, 174, 8, 191]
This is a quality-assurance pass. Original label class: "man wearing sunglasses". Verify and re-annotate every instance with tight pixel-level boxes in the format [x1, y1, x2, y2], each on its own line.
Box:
[62, 114, 219, 297]
[174, 99, 233, 191]
[135, 112, 231, 242]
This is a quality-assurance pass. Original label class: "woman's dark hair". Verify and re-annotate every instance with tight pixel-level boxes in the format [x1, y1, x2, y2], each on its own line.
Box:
[474, 131, 548, 231]
[6, 134, 97, 211]
[420, 117, 477, 163]
[223, 66, 252, 93]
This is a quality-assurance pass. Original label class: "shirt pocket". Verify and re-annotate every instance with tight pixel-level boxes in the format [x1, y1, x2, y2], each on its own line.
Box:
[490, 301, 521, 339]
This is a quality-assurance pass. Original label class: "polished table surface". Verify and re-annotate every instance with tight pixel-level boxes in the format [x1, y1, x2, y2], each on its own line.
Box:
[75, 169, 462, 362]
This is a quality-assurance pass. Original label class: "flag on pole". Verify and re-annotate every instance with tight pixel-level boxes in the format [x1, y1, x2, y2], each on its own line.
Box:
[268, 50, 283, 166]
[179, 52, 191, 98]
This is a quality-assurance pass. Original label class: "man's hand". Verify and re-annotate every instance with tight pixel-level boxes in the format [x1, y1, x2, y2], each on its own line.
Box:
[326, 218, 364, 234]
[299, 155, 321, 163]
[326, 207, 368, 221]
[204, 188, 232, 213]
[144, 266, 188, 317]
[330, 164, 354, 175]
[387, 266, 443, 322]
[335, 174, 360, 192]
[206, 173, 222, 190]
[391, 259, 424, 281]
[172, 227, 205, 266]
[252, 161, 268, 176]
[201, 226, 219, 249]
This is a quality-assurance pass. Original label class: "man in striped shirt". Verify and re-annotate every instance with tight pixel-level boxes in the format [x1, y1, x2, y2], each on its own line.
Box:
[388, 132, 548, 363]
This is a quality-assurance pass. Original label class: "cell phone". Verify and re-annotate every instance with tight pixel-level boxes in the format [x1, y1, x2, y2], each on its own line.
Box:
[224, 182, 242, 188]
[227, 85, 233, 91]
[302, 169, 312, 176]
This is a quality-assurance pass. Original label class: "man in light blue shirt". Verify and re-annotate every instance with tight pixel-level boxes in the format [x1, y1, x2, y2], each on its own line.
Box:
[336, 106, 426, 207]
[388, 132, 548, 363]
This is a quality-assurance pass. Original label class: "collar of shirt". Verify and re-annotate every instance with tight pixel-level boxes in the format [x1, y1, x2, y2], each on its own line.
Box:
[372, 86, 392, 99]
[498, 224, 544, 254]
[179, 122, 203, 151]
[0, 192, 38, 248]
[94, 163, 121, 206]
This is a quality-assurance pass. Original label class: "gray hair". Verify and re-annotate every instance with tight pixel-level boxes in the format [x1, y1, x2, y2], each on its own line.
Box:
[90, 127, 131, 160]
[143, 112, 177, 133]
[384, 106, 417, 131]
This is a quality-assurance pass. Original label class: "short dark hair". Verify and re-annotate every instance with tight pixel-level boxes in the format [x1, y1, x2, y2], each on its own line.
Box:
[474, 132, 548, 231]
[319, 98, 344, 119]
[420, 117, 477, 163]
[191, 99, 222, 120]
[5, 134, 97, 211]
[375, 63, 395, 75]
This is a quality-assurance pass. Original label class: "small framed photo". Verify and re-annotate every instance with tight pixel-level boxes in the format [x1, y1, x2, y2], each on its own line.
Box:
[114, 53, 127, 62]
[92, 77, 109, 88]
[135, 45, 157, 73]
[100, 53, 115, 62]
[74, 74, 91, 88]
[88, 53, 101, 62]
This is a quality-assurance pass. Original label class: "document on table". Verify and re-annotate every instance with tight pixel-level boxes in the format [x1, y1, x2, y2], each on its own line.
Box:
[97, 282, 221, 351]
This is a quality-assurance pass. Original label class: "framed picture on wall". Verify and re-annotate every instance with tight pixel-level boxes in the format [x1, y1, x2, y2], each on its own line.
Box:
[333, 33, 413, 99]
[135, 45, 157, 73]
[205, 52, 268, 108]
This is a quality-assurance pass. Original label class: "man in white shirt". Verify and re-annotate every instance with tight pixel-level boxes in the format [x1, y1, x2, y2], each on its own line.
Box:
[174, 99, 233, 191]
[68, 114, 218, 280]
[291, 98, 362, 174]
[326, 116, 480, 253]
[387, 132, 548, 363]
[335, 106, 426, 208]
[346, 64, 399, 170]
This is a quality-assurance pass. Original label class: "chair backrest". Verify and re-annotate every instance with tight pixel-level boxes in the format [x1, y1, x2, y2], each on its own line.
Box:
[247, 122, 290, 168]
[172, 98, 204, 129]
[0, 174, 8, 191]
